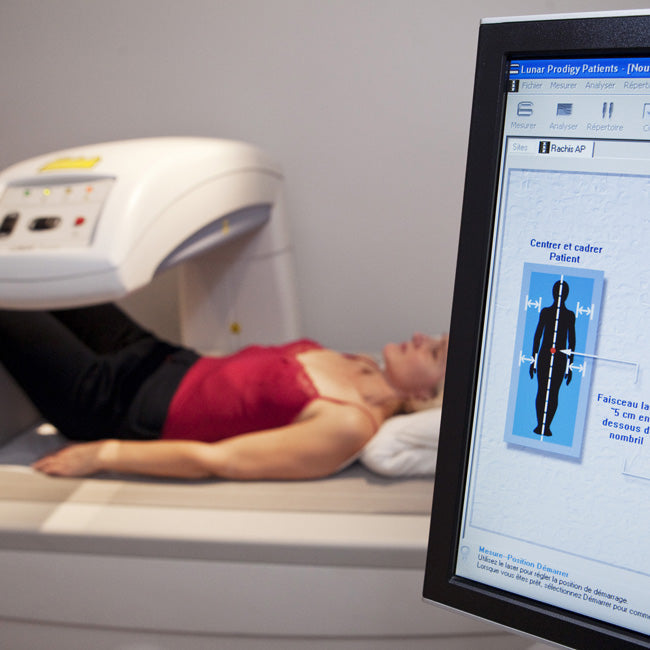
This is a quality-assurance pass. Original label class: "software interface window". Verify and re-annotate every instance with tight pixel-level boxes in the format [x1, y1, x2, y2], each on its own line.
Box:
[458, 58, 650, 636]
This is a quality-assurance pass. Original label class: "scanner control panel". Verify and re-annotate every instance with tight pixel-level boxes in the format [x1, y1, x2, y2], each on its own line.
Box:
[0, 178, 114, 249]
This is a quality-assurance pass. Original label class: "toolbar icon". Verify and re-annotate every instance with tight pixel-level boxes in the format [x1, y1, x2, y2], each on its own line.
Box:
[644, 103, 650, 119]
[517, 101, 534, 117]
[556, 103, 573, 116]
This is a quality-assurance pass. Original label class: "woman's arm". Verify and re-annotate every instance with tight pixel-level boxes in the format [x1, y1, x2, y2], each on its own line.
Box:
[32, 402, 375, 480]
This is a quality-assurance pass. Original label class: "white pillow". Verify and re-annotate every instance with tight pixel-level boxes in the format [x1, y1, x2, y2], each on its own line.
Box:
[359, 407, 441, 477]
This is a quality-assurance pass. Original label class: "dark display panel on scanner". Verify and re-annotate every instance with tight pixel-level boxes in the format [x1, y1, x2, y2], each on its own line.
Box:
[423, 11, 650, 650]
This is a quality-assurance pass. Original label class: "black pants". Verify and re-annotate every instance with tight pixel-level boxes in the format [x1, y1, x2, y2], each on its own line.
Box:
[0, 304, 199, 440]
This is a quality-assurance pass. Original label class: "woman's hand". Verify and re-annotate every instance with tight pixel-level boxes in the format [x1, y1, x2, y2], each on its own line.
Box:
[32, 440, 116, 477]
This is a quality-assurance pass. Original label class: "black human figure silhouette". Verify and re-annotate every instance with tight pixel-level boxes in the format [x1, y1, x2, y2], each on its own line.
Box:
[528, 280, 576, 436]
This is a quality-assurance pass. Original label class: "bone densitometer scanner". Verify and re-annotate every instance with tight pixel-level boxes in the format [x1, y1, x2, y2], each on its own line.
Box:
[0, 136, 299, 351]
[0, 138, 514, 649]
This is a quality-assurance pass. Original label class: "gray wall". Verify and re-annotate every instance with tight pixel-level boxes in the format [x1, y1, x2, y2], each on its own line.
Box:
[1, 0, 648, 350]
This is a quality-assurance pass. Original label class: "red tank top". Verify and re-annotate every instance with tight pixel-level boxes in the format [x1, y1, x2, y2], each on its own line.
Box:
[161, 339, 323, 442]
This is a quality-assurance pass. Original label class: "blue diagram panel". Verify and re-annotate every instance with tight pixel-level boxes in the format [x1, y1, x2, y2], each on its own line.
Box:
[505, 264, 604, 458]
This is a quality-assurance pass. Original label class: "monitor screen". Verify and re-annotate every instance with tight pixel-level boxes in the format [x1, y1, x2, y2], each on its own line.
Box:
[424, 11, 650, 650]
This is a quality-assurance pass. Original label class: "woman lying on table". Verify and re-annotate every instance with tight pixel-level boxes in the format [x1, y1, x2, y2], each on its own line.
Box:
[0, 305, 447, 480]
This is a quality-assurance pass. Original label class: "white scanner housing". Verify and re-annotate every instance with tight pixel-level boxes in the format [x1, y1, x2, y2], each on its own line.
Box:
[0, 137, 300, 353]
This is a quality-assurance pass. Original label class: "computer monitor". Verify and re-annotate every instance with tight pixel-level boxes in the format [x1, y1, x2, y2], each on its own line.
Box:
[423, 11, 650, 650]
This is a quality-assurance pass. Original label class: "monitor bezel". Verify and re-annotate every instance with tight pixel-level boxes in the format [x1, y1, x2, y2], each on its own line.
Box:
[423, 13, 650, 650]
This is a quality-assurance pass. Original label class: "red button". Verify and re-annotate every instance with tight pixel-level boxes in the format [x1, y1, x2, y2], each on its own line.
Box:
[74, 217, 86, 227]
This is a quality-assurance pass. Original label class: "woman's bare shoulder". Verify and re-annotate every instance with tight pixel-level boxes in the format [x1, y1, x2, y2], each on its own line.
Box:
[305, 398, 378, 442]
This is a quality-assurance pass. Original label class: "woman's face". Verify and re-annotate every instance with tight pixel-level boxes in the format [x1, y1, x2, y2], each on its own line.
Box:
[382, 333, 448, 398]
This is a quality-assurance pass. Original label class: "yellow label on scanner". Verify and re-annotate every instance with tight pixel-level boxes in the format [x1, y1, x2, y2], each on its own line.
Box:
[40, 156, 101, 172]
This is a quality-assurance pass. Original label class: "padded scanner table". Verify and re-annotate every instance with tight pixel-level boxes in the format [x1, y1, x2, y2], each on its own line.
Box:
[0, 427, 527, 650]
